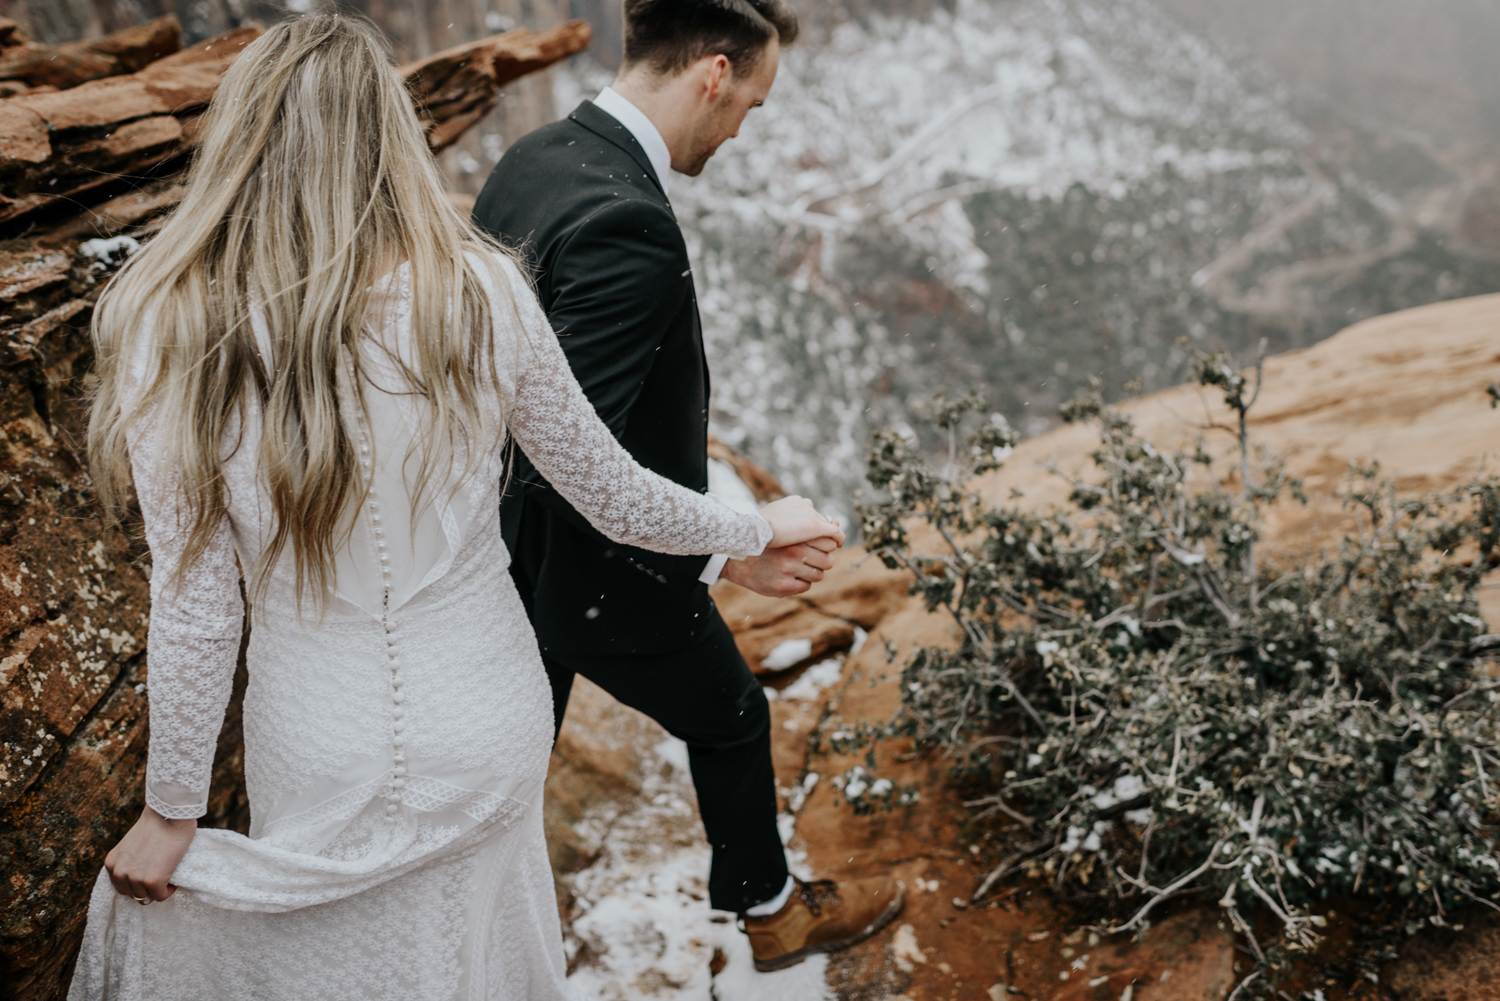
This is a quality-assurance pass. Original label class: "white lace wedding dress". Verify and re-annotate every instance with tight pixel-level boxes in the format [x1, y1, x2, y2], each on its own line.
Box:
[68, 255, 771, 1001]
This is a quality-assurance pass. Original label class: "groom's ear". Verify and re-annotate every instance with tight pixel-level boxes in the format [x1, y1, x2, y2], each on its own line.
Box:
[699, 53, 734, 103]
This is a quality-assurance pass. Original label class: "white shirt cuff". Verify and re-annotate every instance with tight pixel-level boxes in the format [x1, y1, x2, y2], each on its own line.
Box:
[699, 553, 731, 586]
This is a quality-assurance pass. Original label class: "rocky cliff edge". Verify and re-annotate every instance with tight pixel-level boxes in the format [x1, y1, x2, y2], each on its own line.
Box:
[549, 292, 1500, 1000]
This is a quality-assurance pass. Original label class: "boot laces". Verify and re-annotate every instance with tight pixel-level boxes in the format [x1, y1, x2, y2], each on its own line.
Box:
[796, 878, 841, 917]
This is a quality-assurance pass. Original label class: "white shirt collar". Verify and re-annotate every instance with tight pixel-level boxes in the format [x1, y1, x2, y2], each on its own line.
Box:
[592, 85, 672, 197]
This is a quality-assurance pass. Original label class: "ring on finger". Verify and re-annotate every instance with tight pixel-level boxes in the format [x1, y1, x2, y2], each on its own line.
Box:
[132, 895, 151, 905]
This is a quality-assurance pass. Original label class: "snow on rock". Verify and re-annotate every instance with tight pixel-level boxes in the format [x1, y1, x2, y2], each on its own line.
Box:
[563, 735, 832, 1001]
[707, 457, 761, 508]
[78, 235, 140, 266]
[769, 656, 846, 703]
[759, 638, 814, 672]
[891, 924, 928, 973]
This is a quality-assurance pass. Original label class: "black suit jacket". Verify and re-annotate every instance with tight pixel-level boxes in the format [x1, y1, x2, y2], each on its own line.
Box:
[473, 100, 717, 657]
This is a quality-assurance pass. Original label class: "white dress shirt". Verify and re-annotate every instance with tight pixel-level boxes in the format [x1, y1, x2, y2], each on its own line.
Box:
[593, 86, 671, 196]
[591, 86, 735, 586]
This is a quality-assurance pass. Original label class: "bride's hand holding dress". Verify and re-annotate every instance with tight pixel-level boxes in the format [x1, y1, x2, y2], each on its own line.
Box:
[105, 810, 196, 904]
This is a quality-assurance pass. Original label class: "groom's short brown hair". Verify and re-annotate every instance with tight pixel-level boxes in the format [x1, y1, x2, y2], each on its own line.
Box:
[622, 0, 799, 76]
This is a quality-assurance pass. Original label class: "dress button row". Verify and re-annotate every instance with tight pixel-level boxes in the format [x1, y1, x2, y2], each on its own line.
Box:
[384, 589, 403, 825]
[355, 421, 407, 827]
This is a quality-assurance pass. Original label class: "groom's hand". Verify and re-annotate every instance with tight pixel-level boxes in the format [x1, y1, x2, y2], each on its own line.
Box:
[721, 537, 839, 597]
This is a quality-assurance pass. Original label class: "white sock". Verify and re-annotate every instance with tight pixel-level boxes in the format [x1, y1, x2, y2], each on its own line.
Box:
[744, 875, 796, 917]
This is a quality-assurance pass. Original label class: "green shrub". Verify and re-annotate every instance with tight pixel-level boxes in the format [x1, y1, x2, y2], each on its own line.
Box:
[853, 359, 1500, 978]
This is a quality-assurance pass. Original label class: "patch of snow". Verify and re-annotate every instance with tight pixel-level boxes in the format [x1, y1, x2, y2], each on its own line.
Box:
[891, 924, 927, 972]
[783, 772, 820, 813]
[654, 735, 691, 775]
[707, 457, 760, 508]
[713, 930, 832, 1001]
[565, 735, 831, 1000]
[777, 656, 845, 701]
[777, 811, 798, 849]
[78, 236, 139, 266]
[1091, 773, 1146, 809]
[760, 638, 813, 671]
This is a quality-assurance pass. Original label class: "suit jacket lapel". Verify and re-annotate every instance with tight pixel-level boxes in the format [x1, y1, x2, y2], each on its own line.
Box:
[689, 278, 709, 401]
[569, 101, 667, 199]
[570, 101, 707, 413]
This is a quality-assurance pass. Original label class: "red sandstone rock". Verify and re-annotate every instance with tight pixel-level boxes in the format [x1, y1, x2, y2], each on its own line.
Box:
[710, 532, 913, 677]
[0, 355, 187, 999]
[400, 20, 592, 152]
[798, 543, 913, 627]
[544, 677, 658, 901]
[1387, 911, 1500, 1000]
[710, 582, 856, 676]
[0, 25, 259, 229]
[0, 20, 590, 232]
[0, 16, 181, 92]
[0, 103, 47, 166]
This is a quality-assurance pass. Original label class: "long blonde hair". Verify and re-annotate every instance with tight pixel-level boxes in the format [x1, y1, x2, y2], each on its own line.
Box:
[89, 14, 514, 609]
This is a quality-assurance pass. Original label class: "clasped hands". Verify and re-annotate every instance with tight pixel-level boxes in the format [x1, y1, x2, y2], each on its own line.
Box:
[731, 494, 847, 598]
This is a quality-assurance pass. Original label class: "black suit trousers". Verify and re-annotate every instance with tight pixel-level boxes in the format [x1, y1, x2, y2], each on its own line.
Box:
[515, 563, 791, 914]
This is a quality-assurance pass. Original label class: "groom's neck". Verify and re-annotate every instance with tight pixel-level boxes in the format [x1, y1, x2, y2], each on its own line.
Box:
[610, 69, 694, 170]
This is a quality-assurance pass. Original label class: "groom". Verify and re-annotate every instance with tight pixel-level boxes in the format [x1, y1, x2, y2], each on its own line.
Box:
[474, 0, 902, 972]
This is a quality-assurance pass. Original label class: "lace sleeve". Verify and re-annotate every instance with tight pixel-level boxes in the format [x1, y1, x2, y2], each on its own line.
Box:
[127, 409, 244, 821]
[492, 258, 771, 560]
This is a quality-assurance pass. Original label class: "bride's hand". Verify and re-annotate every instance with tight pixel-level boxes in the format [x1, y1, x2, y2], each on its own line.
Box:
[104, 807, 197, 904]
[759, 495, 847, 550]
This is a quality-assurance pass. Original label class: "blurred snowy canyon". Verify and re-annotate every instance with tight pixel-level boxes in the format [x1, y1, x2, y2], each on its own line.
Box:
[8, 0, 1498, 520]
[543, 0, 1500, 521]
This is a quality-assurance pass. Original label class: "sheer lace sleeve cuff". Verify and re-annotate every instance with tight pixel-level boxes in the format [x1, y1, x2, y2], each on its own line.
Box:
[146, 782, 212, 821]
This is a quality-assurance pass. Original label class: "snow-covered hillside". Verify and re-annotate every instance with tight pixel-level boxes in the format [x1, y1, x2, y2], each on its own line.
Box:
[554, 0, 1500, 517]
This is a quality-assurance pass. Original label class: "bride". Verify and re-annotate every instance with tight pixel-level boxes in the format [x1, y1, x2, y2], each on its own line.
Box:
[71, 14, 840, 1000]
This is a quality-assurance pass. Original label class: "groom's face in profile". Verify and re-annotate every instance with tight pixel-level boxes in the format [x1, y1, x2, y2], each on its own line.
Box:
[677, 39, 780, 177]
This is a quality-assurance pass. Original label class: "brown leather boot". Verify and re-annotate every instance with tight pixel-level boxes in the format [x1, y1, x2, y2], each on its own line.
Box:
[742, 876, 906, 972]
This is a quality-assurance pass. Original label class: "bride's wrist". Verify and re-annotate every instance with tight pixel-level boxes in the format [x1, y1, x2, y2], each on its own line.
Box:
[719, 556, 750, 587]
[144, 806, 197, 830]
